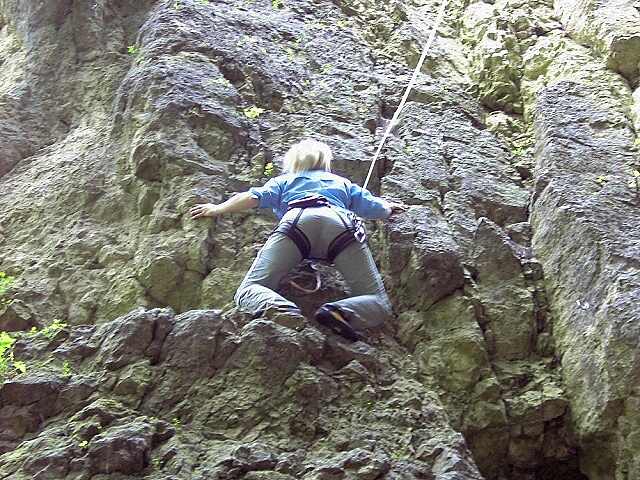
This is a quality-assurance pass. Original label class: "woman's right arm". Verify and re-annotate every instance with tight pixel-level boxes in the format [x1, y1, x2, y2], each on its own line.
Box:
[190, 191, 259, 218]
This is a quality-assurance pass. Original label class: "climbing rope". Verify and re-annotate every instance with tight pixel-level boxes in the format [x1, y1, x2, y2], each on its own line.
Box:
[288, 261, 322, 295]
[363, 0, 449, 189]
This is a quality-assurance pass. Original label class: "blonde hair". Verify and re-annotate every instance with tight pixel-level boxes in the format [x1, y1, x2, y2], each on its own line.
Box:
[283, 139, 332, 173]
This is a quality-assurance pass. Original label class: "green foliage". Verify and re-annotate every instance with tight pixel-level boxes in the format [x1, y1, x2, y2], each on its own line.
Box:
[0, 332, 14, 377]
[285, 47, 296, 61]
[13, 360, 26, 374]
[127, 45, 139, 55]
[0, 333, 14, 356]
[272, 0, 284, 8]
[28, 319, 67, 341]
[512, 146, 527, 157]
[0, 271, 14, 308]
[78, 440, 89, 450]
[595, 174, 608, 186]
[40, 320, 68, 340]
[171, 417, 182, 428]
[0, 331, 26, 379]
[263, 162, 275, 177]
[62, 360, 72, 376]
[173, 0, 182, 9]
[320, 63, 333, 74]
[243, 106, 265, 119]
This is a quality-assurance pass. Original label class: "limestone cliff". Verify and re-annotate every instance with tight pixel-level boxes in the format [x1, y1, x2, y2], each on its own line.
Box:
[0, 0, 638, 479]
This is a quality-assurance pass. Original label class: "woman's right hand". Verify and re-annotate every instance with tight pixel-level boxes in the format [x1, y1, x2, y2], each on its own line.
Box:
[387, 202, 406, 216]
[189, 203, 221, 219]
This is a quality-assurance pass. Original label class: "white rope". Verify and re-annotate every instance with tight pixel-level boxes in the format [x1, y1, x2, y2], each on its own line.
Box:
[289, 273, 321, 295]
[363, 0, 449, 189]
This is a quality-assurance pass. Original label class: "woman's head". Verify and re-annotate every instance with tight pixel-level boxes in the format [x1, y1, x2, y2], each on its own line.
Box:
[283, 139, 332, 173]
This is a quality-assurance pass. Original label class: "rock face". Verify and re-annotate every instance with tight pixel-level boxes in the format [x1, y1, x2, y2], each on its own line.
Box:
[0, 0, 638, 479]
[1, 308, 484, 479]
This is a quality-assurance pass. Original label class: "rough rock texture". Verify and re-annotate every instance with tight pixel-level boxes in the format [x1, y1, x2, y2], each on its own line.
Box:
[0, 0, 638, 479]
[554, 0, 640, 83]
[1, 308, 484, 479]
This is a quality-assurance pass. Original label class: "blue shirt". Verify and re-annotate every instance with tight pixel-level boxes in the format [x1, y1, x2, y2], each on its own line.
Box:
[248, 170, 391, 220]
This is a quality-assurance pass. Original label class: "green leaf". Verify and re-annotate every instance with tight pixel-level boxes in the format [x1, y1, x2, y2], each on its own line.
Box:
[0, 332, 14, 357]
[264, 162, 275, 177]
[243, 106, 265, 119]
[595, 175, 608, 185]
[13, 361, 26, 374]
[40, 320, 67, 339]
[0, 272, 15, 298]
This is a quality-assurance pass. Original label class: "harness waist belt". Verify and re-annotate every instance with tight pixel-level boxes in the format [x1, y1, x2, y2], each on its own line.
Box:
[273, 195, 366, 263]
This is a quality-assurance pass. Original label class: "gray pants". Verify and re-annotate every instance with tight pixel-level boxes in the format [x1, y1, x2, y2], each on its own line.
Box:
[234, 207, 393, 330]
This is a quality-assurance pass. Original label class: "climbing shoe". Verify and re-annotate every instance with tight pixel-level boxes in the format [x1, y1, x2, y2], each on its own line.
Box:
[315, 305, 360, 342]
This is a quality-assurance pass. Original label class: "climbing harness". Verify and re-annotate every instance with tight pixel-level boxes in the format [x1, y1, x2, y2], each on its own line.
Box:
[363, 0, 449, 189]
[273, 195, 366, 264]
[275, 195, 367, 295]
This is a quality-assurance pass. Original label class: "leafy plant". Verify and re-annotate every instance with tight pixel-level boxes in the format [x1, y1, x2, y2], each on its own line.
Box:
[127, 45, 139, 55]
[272, 0, 284, 8]
[0, 332, 14, 377]
[320, 63, 333, 74]
[243, 106, 265, 119]
[595, 174, 608, 185]
[0, 332, 26, 379]
[264, 162, 275, 177]
[13, 360, 26, 374]
[285, 47, 295, 61]
[79, 440, 89, 450]
[512, 146, 527, 157]
[62, 360, 72, 376]
[0, 272, 14, 308]
[173, 0, 181, 9]
[39, 319, 68, 340]
[171, 417, 182, 428]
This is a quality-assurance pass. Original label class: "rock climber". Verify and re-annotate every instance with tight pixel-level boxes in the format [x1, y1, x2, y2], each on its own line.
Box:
[190, 139, 403, 341]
